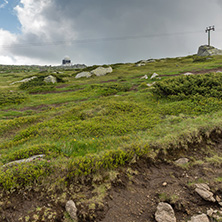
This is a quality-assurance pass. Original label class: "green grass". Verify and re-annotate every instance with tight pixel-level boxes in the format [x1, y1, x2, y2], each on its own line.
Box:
[1, 54, 222, 190]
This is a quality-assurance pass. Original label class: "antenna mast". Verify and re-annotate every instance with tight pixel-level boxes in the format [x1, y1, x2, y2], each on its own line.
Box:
[205, 26, 215, 46]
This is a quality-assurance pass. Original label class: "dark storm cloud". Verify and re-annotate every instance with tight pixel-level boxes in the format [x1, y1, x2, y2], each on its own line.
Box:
[7, 0, 222, 65]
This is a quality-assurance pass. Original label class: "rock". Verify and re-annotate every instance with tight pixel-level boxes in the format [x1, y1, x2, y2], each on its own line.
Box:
[147, 82, 156, 87]
[162, 182, 167, 187]
[72, 64, 87, 69]
[155, 202, 176, 222]
[175, 158, 189, 165]
[207, 208, 214, 217]
[216, 70, 222, 73]
[141, 75, 148, 79]
[183, 72, 193, 76]
[75, 71, 92, 79]
[188, 214, 209, 222]
[10, 76, 37, 85]
[195, 183, 216, 202]
[197, 45, 222, 56]
[3, 155, 45, 167]
[44, 75, 57, 84]
[66, 200, 78, 221]
[150, 73, 159, 79]
[91, 66, 113, 76]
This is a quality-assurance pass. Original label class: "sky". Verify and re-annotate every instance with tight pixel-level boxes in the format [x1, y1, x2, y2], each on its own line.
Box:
[0, 0, 222, 66]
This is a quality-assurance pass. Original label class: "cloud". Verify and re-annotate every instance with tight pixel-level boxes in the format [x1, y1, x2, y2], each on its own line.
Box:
[0, 0, 222, 65]
[0, 0, 8, 9]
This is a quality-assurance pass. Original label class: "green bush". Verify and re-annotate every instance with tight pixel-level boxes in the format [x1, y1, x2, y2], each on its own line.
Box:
[152, 73, 222, 100]
[2, 144, 61, 163]
[0, 91, 27, 106]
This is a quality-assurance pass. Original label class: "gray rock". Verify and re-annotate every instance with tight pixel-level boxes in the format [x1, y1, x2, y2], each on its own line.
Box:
[72, 64, 87, 69]
[195, 183, 216, 202]
[175, 158, 189, 165]
[147, 82, 156, 87]
[3, 155, 45, 167]
[141, 75, 148, 79]
[150, 73, 159, 79]
[183, 72, 193, 76]
[91, 66, 113, 76]
[10, 76, 37, 85]
[75, 71, 92, 79]
[155, 202, 176, 222]
[188, 214, 209, 222]
[197, 45, 222, 56]
[66, 200, 78, 221]
[44, 75, 57, 84]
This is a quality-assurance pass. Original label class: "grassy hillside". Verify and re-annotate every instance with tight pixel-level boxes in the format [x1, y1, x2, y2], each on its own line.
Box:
[1, 55, 222, 191]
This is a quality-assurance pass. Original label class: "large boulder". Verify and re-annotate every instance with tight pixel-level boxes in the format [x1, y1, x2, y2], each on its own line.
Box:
[155, 202, 176, 222]
[91, 66, 113, 76]
[44, 75, 57, 84]
[197, 45, 222, 56]
[75, 71, 92, 79]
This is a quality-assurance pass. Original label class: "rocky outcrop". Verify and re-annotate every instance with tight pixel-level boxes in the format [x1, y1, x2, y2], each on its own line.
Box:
[136, 59, 156, 66]
[197, 45, 222, 56]
[155, 202, 176, 222]
[10, 76, 37, 85]
[3, 155, 45, 167]
[75, 66, 113, 79]
[195, 183, 216, 202]
[44, 75, 57, 84]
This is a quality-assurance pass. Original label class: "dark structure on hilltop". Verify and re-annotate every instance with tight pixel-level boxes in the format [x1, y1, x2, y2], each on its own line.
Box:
[62, 56, 71, 66]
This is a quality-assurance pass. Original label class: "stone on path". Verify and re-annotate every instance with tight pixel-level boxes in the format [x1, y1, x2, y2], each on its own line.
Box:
[195, 183, 216, 202]
[188, 214, 209, 222]
[66, 200, 78, 221]
[155, 202, 176, 222]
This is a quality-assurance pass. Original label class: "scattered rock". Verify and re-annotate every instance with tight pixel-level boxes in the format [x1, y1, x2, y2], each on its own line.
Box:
[183, 72, 193, 76]
[197, 45, 222, 56]
[141, 75, 148, 79]
[195, 183, 216, 202]
[3, 155, 45, 167]
[188, 213, 209, 222]
[66, 200, 78, 221]
[175, 158, 189, 165]
[147, 82, 156, 87]
[150, 73, 159, 79]
[75, 71, 92, 79]
[10, 76, 37, 85]
[155, 202, 176, 222]
[207, 208, 214, 217]
[162, 182, 167, 187]
[91, 66, 113, 76]
[44, 75, 57, 84]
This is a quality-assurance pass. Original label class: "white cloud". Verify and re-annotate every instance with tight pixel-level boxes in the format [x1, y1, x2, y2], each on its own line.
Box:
[0, 0, 8, 9]
[1, 0, 222, 65]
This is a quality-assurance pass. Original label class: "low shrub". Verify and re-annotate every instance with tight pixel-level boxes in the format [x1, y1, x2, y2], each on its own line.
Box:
[2, 144, 61, 163]
[152, 73, 222, 100]
[0, 91, 27, 106]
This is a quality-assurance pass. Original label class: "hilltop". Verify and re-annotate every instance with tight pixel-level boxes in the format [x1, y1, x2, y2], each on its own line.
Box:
[1, 54, 222, 221]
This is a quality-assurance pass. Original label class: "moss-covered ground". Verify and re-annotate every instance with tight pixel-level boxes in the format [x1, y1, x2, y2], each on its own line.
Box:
[1, 55, 222, 220]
